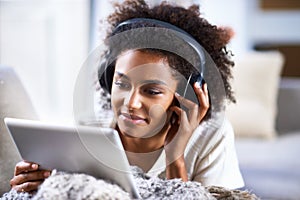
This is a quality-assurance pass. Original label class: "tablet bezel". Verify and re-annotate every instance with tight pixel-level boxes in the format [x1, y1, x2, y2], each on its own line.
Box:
[4, 117, 140, 198]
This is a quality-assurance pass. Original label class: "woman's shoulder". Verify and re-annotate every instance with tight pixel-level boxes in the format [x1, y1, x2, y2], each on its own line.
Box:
[218, 117, 234, 137]
[186, 115, 234, 155]
[193, 114, 233, 139]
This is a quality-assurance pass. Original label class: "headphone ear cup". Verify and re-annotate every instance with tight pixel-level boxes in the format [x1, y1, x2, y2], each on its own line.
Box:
[189, 73, 204, 88]
[98, 55, 115, 94]
[104, 64, 115, 93]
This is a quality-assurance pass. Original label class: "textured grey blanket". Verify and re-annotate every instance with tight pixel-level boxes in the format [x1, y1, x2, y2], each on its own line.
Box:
[1, 166, 258, 200]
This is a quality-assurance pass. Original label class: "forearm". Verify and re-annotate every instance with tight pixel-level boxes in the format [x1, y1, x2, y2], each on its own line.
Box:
[165, 155, 188, 182]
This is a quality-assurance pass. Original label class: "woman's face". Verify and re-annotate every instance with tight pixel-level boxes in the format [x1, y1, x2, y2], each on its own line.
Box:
[111, 50, 178, 139]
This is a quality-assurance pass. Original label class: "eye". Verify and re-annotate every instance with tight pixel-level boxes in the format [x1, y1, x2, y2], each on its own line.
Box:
[114, 80, 130, 90]
[144, 88, 163, 95]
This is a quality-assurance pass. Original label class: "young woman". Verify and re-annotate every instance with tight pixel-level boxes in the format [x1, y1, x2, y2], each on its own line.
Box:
[10, 0, 244, 193]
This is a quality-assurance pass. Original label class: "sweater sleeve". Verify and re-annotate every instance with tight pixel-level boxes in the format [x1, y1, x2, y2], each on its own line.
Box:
[186, 119, 244, 189]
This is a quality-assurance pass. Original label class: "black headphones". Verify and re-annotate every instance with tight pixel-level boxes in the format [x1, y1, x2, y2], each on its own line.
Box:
[98, 18, 206, 104]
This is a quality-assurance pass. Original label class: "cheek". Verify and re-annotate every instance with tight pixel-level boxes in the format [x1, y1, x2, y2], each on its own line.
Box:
[149, 104, 166, 118]
[148, 99, 173, 122]
[111, 90, 124, 113]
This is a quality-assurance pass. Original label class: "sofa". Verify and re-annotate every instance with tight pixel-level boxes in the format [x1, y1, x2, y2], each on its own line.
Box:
[226, 51, 300, 200]
[0, 65, 38, 195]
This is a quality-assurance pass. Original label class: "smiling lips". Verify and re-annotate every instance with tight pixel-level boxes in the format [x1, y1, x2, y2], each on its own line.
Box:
[120, 112, 148, 125]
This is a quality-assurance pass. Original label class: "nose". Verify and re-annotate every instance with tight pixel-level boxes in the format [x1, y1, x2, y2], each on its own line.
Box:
[124, 89, 142, 110]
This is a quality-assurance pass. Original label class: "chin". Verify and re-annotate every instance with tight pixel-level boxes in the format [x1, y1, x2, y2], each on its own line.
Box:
[118, 122, 160, 139]
[118, 121, 139, 138]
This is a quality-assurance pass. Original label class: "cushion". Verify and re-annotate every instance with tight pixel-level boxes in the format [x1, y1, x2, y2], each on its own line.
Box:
[0, 65, 38, 195]
[226, 51, 284, 139]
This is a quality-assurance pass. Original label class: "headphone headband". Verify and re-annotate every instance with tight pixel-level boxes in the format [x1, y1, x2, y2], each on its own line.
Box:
[112, 18, 205, 76]
[114, 18, 188, 35]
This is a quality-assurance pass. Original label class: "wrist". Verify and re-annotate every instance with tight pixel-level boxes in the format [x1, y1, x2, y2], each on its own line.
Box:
[165, 147, 185, 164]
[166, 156, 188, 181]
[167, 155, 185, 166]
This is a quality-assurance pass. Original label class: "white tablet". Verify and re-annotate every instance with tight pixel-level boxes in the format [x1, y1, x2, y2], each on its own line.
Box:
[4, 117, 140, 199]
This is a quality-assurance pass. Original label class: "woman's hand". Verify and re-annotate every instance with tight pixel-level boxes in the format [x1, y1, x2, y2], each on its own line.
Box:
[10, 161, 51, 193]
[164, 83, 209, 180]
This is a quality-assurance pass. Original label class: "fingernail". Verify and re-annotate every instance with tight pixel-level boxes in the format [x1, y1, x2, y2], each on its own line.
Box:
[175, 92, 180, 96]
[44, 171, 51, 177]
[195, 82, 201, 88]
[204, 83, 208, 91]
[31, 164, 38, 169]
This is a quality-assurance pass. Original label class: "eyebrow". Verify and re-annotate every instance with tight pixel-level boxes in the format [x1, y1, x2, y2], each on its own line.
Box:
[141, 79, 167, 86]
[115, 71, 167, 85]
[115, 71, 129, 80]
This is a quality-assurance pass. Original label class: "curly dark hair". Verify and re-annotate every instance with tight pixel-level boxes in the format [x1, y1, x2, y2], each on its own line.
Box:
[100, 0, 235, 118]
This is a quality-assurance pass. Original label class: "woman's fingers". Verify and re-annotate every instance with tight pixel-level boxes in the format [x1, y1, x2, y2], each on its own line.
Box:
[194, 83, 209, 108]
[174, 82, 209, 123]
[10, 170, 50, 186]
[174, 92, 196, 111]
[194, 83, 210, 121]
[174, 93, 198, 124]
[11, 160, 51, 193]
[170, 106, 188, 126]
[13, 181, 43, 193]
[15, 161, 39, 176]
